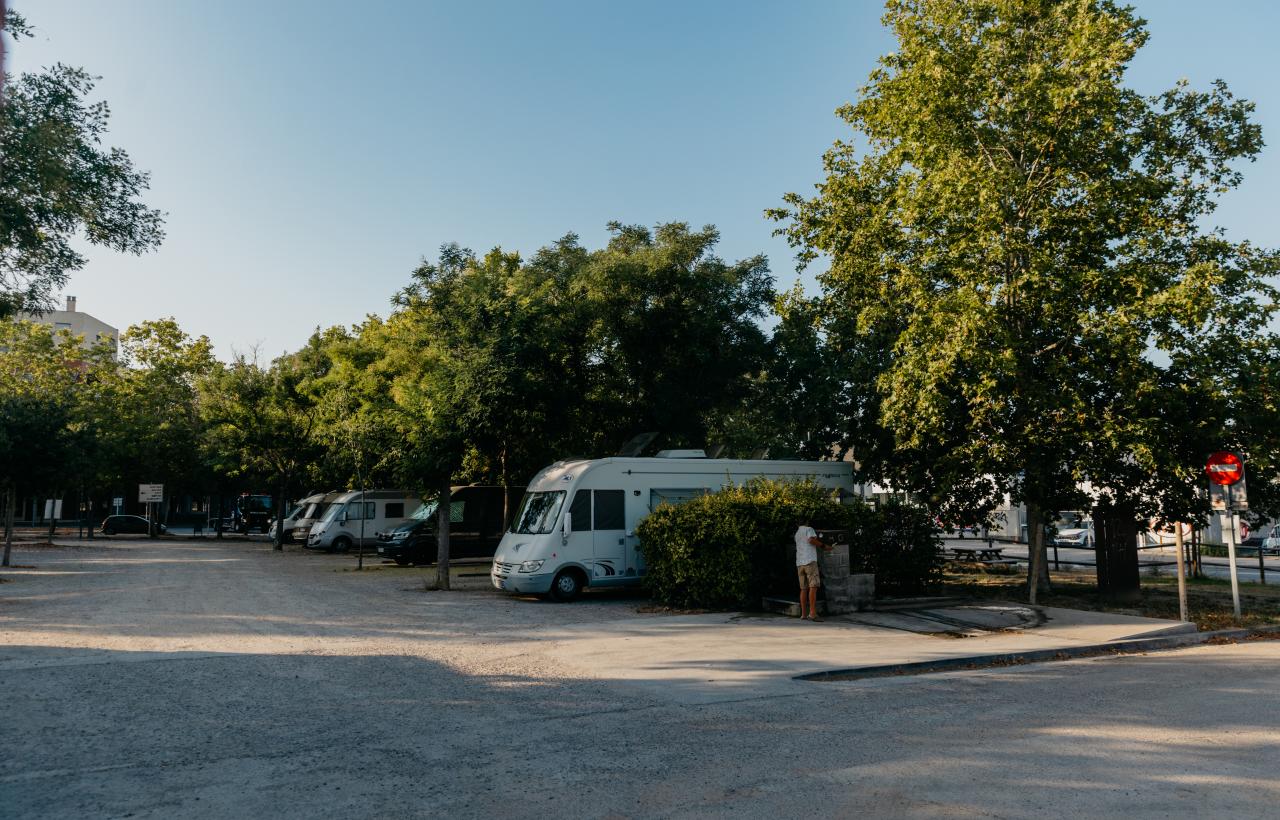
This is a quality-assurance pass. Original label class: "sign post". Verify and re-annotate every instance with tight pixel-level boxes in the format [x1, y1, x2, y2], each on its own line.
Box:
[138, 484, 164, 537]
[1206, 452, 1245, 619]
[1173, 522, 1189, 623]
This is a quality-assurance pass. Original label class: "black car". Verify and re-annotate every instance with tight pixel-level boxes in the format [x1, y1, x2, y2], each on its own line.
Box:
[376, 485, 522, 566]
[100, 515, 167, 536]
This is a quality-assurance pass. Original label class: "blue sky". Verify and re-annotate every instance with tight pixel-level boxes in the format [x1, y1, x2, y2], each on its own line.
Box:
[8, 1, 1279, 359]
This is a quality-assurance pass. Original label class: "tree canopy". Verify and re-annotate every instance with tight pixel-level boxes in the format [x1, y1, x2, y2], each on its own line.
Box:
[771, 0, 1280, 593]
[0, 10, 164, 317]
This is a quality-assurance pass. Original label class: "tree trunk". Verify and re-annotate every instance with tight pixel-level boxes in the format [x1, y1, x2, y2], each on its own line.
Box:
[1025, 503, 1050, 603]
[3, 486, 14, 567]
[434, 481, 452, 590]
[273, 480, 286, 551]
[48, 492, 59, 541]
[500, 446, 511, 530]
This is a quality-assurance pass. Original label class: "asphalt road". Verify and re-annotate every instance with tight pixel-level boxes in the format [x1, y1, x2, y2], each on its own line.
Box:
[3, 539, 1279, 819]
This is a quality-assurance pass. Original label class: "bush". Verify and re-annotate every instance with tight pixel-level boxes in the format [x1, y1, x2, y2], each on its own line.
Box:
[636, 479, 942, 609]
[850, 500, 944, 595]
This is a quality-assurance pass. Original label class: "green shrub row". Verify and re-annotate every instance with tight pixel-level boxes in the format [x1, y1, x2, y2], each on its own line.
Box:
[635, 478, 942, 610]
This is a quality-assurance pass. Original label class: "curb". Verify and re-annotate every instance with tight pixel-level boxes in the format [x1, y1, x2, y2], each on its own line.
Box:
[797, 624, 1280, 682]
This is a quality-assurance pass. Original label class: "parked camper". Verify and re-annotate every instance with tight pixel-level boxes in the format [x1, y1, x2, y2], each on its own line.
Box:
[491, 453, 855, 601]
[268, 500, 307, 544]
[290, 491, 343, 543]
[375, 485, 524, 565]
[305, 490, 421, 552]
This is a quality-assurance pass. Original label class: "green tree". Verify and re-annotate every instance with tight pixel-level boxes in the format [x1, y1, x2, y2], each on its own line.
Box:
[0, 321, 85, 563]
[92, 320, 216, 524]
[772, 0, 1279, 600]
[0, 10, 164, 317]
[200, 352, 324, 549]
[581, 222, 774, 453]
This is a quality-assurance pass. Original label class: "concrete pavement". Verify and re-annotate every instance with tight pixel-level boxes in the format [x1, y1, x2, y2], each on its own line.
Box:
[4, 538, 1279, 819]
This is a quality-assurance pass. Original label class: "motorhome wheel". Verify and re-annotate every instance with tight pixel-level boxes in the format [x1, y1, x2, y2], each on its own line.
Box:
[332, 536, 353, 553]
[549, 569, 584, 602]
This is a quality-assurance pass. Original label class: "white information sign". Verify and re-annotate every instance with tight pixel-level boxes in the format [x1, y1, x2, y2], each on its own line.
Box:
[138, 484, 164, 503]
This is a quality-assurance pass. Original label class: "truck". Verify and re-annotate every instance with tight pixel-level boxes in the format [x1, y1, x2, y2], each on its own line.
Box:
[232, 493, 274, 534]
[490, 452, 855, 601]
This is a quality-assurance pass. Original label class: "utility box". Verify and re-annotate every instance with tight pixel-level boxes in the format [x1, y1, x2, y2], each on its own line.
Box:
[1094, 503, 1140, 602]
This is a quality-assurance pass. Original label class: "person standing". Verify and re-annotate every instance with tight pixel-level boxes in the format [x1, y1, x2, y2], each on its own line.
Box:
[795, 518, 832, 621]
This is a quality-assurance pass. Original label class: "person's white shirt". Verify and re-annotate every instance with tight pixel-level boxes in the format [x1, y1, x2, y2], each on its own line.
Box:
[795, 525, 818, 566]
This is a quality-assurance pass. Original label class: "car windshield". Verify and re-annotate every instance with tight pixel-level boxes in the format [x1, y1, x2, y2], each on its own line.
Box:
[411, 500, 439, 521]
[509, 491, 566, 534]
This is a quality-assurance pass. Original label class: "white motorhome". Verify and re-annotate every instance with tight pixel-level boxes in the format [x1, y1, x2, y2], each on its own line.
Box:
[306, 490, 422, 552]
[491, 452, 855, 601]
[290, 491, 344, 543]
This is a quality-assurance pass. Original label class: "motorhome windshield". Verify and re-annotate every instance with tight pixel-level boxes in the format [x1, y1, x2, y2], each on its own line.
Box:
[411, 500, 439, 521]
[319, 502, 345, 523]
[510, 491, 566, 534]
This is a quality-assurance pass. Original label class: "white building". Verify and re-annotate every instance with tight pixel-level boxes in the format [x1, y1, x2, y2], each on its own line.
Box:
[18, 295, 118, 356]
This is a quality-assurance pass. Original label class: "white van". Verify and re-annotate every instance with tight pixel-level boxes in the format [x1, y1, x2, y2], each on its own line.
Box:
[306, 490, 421, 552]
[491, 453, 855, 601]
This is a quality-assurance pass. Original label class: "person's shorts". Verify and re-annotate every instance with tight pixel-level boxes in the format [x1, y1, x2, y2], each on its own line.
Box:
[797, 561, 821, 589]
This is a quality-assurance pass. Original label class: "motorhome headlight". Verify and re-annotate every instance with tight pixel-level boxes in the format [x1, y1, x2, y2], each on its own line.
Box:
[517, 560, 544, 573]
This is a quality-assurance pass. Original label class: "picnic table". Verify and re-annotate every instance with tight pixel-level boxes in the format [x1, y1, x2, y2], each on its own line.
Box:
[948, 545, 1007, 562]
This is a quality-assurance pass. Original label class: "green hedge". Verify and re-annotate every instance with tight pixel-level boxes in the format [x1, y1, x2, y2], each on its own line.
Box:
[851, 500, 945, 594]
[635, 479, 942, 610]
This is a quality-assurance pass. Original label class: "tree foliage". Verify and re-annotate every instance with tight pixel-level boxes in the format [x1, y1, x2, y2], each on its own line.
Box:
[0, 11, 164, 317]
[771, 0, 1280, 593]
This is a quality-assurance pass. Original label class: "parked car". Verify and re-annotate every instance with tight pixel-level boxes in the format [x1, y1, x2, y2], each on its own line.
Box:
[1052, 526, 1094, 548]
[1260, 525, 1280, 555]
[376, 485, 524, 566]
[1051, 511, 1093, 548]
[100, 515, 166, 536]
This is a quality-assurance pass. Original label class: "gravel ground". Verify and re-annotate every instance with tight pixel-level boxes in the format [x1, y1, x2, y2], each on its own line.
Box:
[3, 539, 1279, 819]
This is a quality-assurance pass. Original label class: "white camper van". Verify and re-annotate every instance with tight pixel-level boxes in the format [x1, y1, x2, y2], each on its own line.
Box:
[291, 491, 344, 543]
[306, 490, 422, 552]
[491, 453, 855, 601]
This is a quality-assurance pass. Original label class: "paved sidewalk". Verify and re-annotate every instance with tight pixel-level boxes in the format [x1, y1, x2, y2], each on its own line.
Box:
[539, 603, 1194, 704]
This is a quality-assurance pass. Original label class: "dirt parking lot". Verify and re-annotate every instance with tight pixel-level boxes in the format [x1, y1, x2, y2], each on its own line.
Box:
[3, 539, 1279, 819]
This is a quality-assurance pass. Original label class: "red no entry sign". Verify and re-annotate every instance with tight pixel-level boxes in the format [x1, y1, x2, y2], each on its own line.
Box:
[1206, 451, 1244, 486]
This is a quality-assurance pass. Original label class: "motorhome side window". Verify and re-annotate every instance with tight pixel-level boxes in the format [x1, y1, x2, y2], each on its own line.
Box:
[510, 491, 566, 534]
[385, 502, 404, 518]
[348, 501, 375, 520]
[569, 491, 591, 531]
[450, 501, 465, 523]
[649, 488, 708, 511]
[593, 490, 624, 530]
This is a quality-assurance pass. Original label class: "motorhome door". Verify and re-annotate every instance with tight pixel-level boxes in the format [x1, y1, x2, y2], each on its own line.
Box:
[590, 489, 626, 582]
